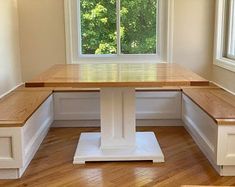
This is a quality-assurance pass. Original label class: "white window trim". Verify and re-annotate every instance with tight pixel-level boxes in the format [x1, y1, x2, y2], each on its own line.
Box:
[64, 0, 174, 64]
[214, 0, 235, 72]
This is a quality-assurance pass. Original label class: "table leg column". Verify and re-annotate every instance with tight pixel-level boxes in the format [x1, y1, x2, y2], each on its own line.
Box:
[100, 87, 136, 149]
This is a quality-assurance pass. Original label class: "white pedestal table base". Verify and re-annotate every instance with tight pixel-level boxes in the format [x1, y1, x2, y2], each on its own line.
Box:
[73, 87, 165, 164]
[73, 132, 164, 164]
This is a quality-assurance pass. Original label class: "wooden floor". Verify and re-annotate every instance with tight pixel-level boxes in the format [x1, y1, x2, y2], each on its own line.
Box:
[1, 127, 235, 187]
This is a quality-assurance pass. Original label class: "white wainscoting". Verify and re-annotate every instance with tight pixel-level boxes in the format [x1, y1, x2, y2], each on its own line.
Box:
[54, 91, 182, 122]
[182, 95, 218, 163]
[54, 92, 100, 120]
[52, 119, 184, 127]
[136, 91, 181, 119]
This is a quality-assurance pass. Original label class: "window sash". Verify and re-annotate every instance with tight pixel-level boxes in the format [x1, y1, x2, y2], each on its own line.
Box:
[64, 0, 173, 64]
[78, 0, 159, 56]
[227, 0, 235, 60]
[214, 0, 235, 72]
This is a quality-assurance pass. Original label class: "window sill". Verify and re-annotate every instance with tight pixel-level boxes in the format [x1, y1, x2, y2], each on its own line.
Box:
[214, 58, 235, 73]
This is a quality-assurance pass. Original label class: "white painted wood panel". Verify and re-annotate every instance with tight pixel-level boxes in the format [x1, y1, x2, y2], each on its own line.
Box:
[54, 91, 182, 121]
[0, 128, 22, 168]
[54, 93, 100, 120]
[0, 95, 53, 179]
[0, 138, 12, 158]
[52, 119, 184, 127]
[217, 125, 235, 165]
[182, 94, 218, 163]
[100, 88, 136, 149]
[0, 169, 19, 179]
[22, 96, 53, 167]
[136, 92, 182, 119]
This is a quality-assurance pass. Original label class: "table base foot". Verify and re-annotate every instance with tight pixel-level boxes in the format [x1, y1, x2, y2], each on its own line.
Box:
[73, 132, 164, 164]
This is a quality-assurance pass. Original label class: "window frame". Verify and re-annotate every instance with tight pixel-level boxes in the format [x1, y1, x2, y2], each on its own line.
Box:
[226, 0, 235, 60]
[64, 0, 174, 64]
[214, 0, 235, 72]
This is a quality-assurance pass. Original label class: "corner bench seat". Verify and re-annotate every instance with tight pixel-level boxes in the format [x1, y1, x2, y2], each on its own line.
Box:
[182, 87, 235, 176]
[183, 87, 235, 125]
[0, 90, 53, 127]
[0, 89, 53, 179]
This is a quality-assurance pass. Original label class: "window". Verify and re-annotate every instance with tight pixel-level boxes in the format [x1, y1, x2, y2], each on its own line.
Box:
[214, 0, 235, 72]
[65, 0, 174, 63]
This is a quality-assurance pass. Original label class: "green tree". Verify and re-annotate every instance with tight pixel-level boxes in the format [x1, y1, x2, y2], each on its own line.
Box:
[121, 0, 157, 54]
[80, 0, 157, 55]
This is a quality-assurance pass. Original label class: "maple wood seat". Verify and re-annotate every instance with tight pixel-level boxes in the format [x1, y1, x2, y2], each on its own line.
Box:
[0, 89, 53, 127]
[182, 87, 235, 125]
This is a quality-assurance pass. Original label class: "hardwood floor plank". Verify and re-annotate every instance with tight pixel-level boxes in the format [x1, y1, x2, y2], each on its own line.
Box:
[0, 127, 235, 187]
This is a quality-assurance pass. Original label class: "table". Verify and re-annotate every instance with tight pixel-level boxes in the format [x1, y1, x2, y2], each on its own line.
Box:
[26, 63, 209, 164]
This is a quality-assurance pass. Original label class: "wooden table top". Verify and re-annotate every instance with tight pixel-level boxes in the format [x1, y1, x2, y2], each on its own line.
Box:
[25, 63, 209, 88]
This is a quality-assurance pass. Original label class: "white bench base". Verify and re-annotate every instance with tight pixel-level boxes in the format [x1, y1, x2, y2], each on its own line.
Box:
[182, 94, 235, 176]
[0, 96, 53, 179]
[73, 132, 164, 164]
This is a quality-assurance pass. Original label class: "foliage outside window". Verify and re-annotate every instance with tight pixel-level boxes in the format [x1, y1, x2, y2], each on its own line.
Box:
[80, 0, 158, 55]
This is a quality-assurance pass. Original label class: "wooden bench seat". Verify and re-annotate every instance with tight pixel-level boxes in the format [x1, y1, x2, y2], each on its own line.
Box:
[182, 87, 235, 176]
[183, 87, 235, 125]
[0, 90, 52, 127]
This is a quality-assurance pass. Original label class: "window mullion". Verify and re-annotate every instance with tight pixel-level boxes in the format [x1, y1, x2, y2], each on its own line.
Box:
[116, 0, 121, 55]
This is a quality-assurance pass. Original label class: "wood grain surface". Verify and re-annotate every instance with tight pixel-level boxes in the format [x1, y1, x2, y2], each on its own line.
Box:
[183, 88, 235, 125]
[25, 63, 209, 88]
[0, 127, 235, 187]
[0, 90, 52, 127]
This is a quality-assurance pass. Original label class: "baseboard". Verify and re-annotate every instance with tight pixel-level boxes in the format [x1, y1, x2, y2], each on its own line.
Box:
[137, 119, 183, 126]
[0, 83, 24, 99]
[220, 166, 235, 176]
[52, 119, 184, 128]
[0, 169, 19, 179]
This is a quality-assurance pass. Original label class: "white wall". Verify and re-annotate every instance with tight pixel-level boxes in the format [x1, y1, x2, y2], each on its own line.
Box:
[212, 66, 235, 93]
[0, 0, 22, 97]
[173, 0, 215, 79]
[17, 0, 215, 81]
[18, 0, 66, 81]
